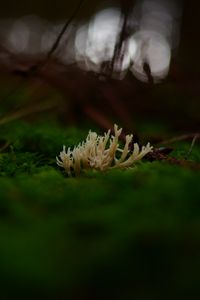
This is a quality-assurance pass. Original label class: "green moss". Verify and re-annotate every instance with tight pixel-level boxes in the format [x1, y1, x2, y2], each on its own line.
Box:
[0, 119, 200, 298]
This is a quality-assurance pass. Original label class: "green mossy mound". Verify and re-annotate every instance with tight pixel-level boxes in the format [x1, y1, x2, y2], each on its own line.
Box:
[0, 120, 200, 298]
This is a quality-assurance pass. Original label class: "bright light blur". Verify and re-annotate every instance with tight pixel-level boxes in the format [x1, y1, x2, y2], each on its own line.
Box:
[75, 7, 122, 72]
[8, 16, 50, 55]
[130, 0, 181, 82]
[74, 1, 181, 82]
[75, 7, 139, 76]
[0, 0, 182, 82]
[8, 20, 30, 53]
[0, 15, 75, 62]
[130, 30, 171, 82]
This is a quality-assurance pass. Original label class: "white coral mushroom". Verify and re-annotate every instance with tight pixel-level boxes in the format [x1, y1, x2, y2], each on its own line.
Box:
[56, 124, 153, 176]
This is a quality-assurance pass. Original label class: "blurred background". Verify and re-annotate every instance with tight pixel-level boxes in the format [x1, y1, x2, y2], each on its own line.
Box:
[0, 0, 199, 133]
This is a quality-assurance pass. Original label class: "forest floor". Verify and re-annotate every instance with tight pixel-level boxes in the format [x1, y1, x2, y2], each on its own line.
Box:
[0, 113, 200, 299]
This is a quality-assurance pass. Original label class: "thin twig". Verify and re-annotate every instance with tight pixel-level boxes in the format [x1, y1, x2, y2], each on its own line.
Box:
[158, 133, 200, 146]
[46, 0, 85, 60]
[0, 101, 57, 126]
[143, 61, 154, 85]
[110, 8, 129, 74]
[185, 134, 199, 159]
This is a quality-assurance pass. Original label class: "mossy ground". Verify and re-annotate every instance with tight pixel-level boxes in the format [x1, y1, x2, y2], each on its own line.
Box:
[0, 118, 200, 299]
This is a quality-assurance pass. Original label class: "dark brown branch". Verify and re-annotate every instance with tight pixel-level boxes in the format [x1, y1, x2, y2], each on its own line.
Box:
[148, 148, 200, 171]
[83, 106, 114, 131]
[143, 62, 154, 85]
[157, 133, 200, 146]
[110, 6, 129, 74]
